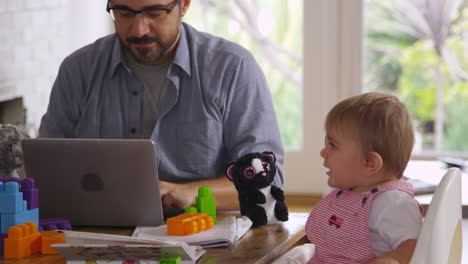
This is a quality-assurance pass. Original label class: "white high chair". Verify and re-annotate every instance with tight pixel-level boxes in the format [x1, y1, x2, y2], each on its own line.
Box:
[273, 168, 463, 264]
[410, 167, 463, 264]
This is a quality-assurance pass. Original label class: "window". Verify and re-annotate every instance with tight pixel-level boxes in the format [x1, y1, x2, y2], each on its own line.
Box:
[185, 1, 364, 194]
[365, 0, 468, 158]
[184, 0, 303, 149]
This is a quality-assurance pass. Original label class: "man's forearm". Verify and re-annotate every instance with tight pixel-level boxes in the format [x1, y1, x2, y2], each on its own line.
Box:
[191, 177, 239, 211]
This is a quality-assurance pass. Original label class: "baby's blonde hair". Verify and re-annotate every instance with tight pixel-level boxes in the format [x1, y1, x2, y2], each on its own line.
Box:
[325, 92, 414, 178]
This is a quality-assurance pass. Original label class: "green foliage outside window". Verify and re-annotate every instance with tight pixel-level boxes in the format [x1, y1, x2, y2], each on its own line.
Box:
[366, 0, 468, 154]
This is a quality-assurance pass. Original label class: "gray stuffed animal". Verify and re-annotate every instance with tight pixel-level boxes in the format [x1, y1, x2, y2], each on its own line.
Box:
[0, 124, 30, 178]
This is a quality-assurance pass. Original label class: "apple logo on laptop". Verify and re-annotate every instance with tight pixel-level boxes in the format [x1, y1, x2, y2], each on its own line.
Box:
[81, 173, 104, 192]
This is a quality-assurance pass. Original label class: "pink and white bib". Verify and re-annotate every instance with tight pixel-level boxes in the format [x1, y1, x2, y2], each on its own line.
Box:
[305, 181, 417, 264]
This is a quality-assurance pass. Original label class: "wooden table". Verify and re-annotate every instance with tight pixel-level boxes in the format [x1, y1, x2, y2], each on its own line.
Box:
[2, 213, 308, 264]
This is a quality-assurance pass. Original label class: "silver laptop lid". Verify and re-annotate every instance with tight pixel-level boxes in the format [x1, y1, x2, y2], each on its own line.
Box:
[21, 138, 164, 227]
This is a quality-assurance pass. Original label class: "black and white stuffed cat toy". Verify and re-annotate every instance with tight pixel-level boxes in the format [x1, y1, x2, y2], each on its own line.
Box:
[226, 151, 288, 227]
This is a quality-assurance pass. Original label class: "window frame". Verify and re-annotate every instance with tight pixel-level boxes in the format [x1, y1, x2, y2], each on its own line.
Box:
[283, 0, 363, 194]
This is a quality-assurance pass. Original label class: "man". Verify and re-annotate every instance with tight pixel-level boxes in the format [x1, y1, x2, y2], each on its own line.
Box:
[39, 0, 284, 212]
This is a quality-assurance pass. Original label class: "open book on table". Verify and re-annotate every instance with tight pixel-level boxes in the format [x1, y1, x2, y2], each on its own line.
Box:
[133, 215, 253, 248]
[52, 230, 205, 264]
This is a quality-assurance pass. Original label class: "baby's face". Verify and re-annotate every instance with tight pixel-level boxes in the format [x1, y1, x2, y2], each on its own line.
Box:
[320, 128, 367, 190]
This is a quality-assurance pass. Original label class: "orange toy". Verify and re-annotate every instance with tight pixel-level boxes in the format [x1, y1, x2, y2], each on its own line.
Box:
[4, 222, 41, 259]
[40, 230, 66, 255]
[167, 212, 214, 236]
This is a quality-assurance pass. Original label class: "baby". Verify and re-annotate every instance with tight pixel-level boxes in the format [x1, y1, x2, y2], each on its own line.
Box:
[0, 124, 30, 178]
[306, 92, 423, 264]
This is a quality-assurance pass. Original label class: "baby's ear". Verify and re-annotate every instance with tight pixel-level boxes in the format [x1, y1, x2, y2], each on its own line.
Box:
[363, 152, 383, 174]
[262, 151, 276, 164]
[225, 163, 236, 181]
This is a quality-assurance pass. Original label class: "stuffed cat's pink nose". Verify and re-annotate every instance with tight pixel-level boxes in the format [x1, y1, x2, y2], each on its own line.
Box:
[261, 172, 267, 176]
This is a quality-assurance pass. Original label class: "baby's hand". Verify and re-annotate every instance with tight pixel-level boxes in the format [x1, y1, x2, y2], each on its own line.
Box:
[369, 257, 400, 264]
[370, 239, 415, 264]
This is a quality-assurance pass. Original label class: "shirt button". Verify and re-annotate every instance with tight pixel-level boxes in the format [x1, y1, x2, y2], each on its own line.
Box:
[132, 91, 139, 96]
[130, 128, 137, 134]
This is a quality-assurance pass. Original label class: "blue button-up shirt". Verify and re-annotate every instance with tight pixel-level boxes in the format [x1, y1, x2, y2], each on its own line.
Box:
[39, 23, 284, 186]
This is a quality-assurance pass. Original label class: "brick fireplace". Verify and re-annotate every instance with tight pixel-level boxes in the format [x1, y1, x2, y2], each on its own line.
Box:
[0, 97, 25, 125]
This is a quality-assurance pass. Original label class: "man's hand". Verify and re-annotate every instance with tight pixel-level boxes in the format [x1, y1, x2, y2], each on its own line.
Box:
[159, 177, 240, 211]
[159, 181, 198, 209]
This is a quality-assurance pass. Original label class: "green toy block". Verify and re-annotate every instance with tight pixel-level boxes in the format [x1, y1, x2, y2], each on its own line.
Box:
[184, 206, 198, 213]
[195, 186, 216, 224]
[160, 256, 181, 264]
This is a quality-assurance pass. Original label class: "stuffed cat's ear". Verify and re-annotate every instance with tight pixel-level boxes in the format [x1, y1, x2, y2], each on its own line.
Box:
[262, 151, 276, 164]
[15, 157, 23, 166]
[226, 163, 236, 181]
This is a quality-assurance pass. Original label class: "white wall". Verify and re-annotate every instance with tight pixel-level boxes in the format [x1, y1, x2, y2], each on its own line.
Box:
[68, 0, 113, 52]
[0, 0, 69, 135]
[0, 0, 112, 136]
[282, 0, 363, 195]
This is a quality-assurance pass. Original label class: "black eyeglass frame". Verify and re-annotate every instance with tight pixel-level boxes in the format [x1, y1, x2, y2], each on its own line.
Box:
[106, 0, 180, 18]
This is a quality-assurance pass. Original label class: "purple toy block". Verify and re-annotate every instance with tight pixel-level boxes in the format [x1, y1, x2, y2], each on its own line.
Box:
[39, 218, 72, 231]
[20, 178, 39, 210]
[5, 177, 20, 183]
[0, 233, 7, 257]
[0, 176, 4, 183]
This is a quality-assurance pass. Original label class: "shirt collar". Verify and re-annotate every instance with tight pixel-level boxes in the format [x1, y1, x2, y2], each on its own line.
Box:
[171, 22, 191, 77]
[109, 23, 192, 78]
[109, 36, 127, 77]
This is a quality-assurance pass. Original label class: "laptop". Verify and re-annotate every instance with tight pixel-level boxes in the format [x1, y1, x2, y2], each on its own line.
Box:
[21, 138, 164, 227]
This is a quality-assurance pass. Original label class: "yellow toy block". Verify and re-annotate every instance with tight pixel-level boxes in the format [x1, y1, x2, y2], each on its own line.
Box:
[167, 212, 214, 236]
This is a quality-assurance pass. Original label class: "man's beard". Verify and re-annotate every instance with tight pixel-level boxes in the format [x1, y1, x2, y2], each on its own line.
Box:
[121, 34, 176, 65]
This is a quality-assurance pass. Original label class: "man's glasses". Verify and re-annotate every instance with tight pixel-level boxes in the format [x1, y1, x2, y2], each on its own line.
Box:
[106, 0, 179, 24]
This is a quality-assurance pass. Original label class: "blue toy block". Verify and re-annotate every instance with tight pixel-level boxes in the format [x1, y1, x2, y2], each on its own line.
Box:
[0, 182, 26, 214]
[0, 233, 7, 257]
[1, 208, 39, 233]
[20, 178, 39, 210]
